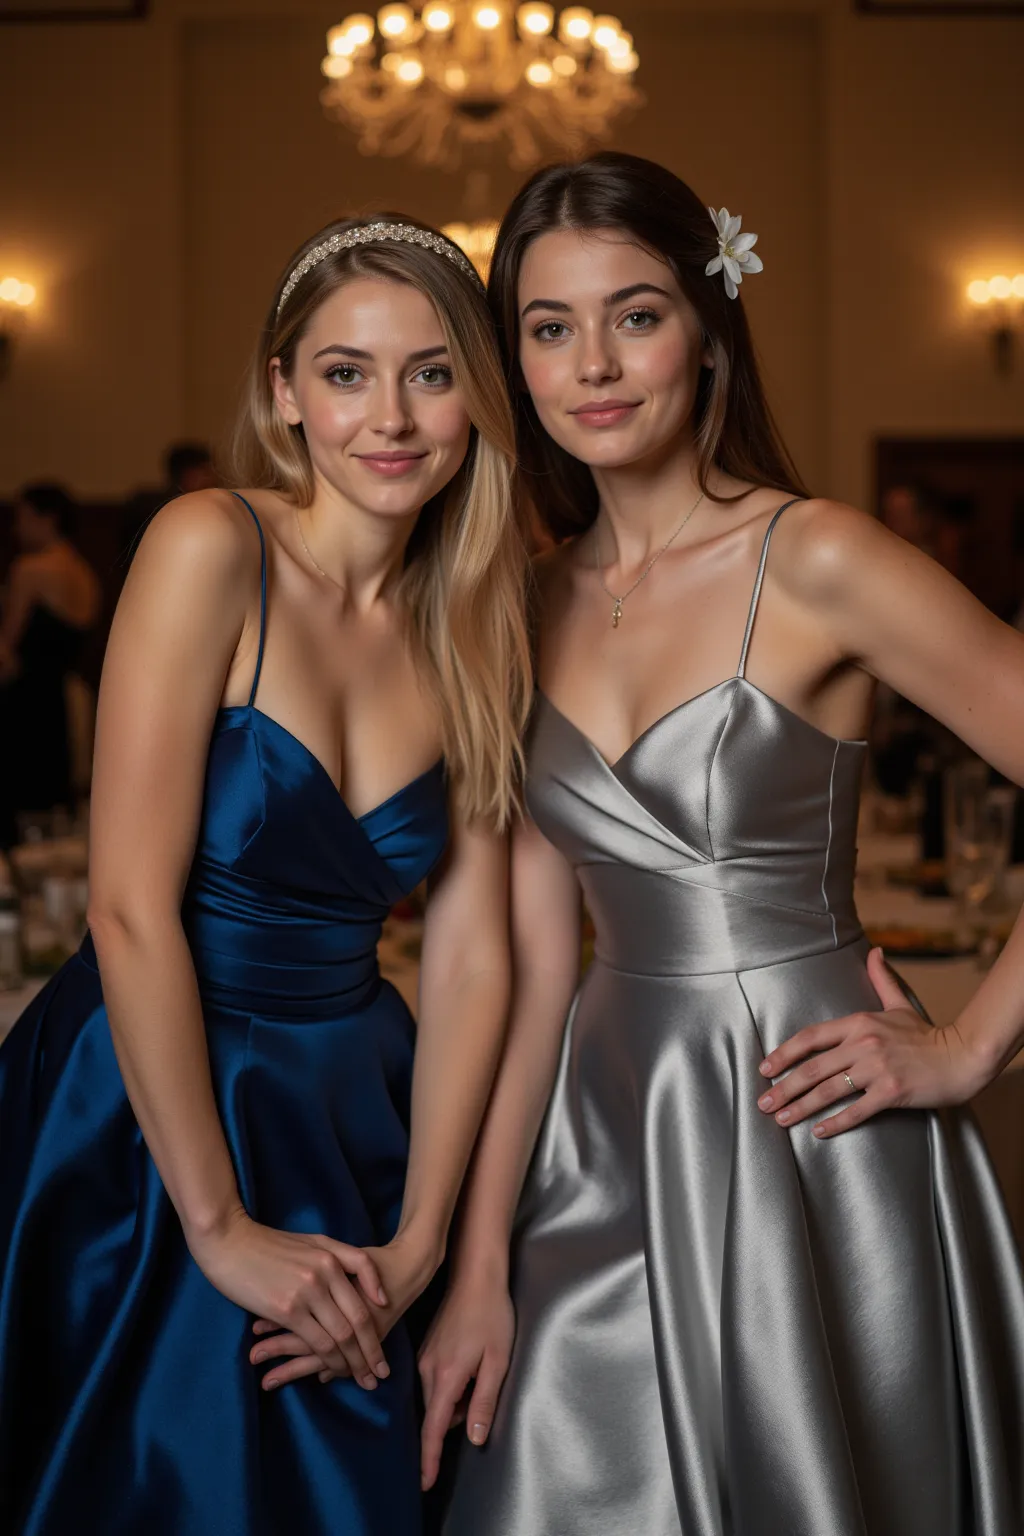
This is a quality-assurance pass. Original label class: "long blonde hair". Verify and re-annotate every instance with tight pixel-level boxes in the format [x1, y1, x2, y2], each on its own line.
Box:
[232, 215, 532, 828]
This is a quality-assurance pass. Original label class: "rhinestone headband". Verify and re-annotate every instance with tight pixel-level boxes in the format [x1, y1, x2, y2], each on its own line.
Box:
[275, 221, 483, 316]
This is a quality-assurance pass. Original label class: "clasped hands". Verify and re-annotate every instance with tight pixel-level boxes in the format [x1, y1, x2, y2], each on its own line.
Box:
[189, 1212, 438, 1394]
[756, 945, 991, 1138]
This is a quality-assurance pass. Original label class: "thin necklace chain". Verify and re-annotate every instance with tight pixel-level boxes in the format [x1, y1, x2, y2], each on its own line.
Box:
[295, 507, 346, 594]
[594, 490, 705, 629]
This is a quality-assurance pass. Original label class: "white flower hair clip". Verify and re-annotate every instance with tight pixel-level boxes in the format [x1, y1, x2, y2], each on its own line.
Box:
[705, 208, 763, 300]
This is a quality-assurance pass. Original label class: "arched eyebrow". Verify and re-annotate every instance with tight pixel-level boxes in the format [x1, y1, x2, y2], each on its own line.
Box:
[520, 283, 672, 319]
[311, 343, 450, 363]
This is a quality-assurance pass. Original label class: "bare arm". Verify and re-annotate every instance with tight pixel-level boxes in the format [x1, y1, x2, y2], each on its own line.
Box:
[87, 492, 388, 1385]
[418, 812, 581, 1484]
[759, 503, 1024, 1133]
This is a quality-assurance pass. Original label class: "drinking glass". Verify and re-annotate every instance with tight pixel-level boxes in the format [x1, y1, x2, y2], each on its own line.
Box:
[944, 761, 1016, 922]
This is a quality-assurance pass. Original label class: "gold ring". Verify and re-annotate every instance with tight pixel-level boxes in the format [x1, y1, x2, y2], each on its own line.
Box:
[843, 1072, 857, 1093]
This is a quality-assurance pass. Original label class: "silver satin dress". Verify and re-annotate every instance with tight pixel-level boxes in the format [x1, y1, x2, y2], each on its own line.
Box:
[445, 505, 1024, 1536]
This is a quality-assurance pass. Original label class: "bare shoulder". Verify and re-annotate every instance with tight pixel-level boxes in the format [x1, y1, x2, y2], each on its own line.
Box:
[770, 496, 904, 607]
[130, 489, 261, 593]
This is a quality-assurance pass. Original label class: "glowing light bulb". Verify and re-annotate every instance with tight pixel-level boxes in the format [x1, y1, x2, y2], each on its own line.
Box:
[396, 55, 424, 82]
[989, 275, 1012, 300]
[606, 47, 638, 72]
[15, 283, 36, 306]
[0, 278, 21, 303]
[552, 52, 577, 75]
[591, 13, 621, 48]
[381, 50, 402, 70]
[322, 52, 355, 76]
[378, 4, 413, 39]
[516, 2, 554, 35]
[605, 29, 632, 58]
[966, 279, 991, 305]
[422, 1, 454, 31]
[558, 6, 593, 42]
[340, 12, 375, 47]
[1012, 274, 1024, 299]
[444, 62, 468, 90]
[526, 59, 555, 85]
[473, 4, 502, 29]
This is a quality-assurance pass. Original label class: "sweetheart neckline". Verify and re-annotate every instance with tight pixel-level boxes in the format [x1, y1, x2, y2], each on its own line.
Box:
[216, 704, 445, 827]
[537, 677, 868, 771]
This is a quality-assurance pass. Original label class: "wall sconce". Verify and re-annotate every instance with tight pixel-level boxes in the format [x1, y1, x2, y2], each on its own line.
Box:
[0, 275, 36, 380]
[966, 273, 1024, 375]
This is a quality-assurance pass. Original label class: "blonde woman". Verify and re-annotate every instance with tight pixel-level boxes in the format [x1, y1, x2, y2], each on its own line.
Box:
[0, 217, 530, 1535]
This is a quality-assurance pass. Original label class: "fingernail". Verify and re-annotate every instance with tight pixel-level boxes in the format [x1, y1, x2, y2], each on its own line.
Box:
[374, 1361, 390, 1379]
[264, 1378, 279, 1391]
[758, 1093, 773, 1110]
[760, 1059, 772, 1075]
[319, 1371, 331, 1383]
[253, 1351, 266, 1364]
[377, 1288, 388, 1305]
[776, 1109, 791, 1124]
[813, 1124, 826, 1137]
[470, 1423, 488, 1445]
[361, 1375, 378, 1390]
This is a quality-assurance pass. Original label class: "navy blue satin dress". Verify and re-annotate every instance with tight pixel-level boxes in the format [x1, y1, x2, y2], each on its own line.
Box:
[0, 495, 448, 1535]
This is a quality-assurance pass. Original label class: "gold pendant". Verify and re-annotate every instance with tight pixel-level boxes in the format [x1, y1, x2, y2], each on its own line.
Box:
[611, 597, 623, 628]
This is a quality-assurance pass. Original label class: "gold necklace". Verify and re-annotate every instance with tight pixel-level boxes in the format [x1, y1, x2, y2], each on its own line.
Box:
[594, 491, 705, 628]
[294, 508, 346, 594]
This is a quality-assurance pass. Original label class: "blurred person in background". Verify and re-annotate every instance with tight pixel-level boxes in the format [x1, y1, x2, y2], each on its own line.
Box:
[0, 483, 100, 846]
[121, 440, 219, 558]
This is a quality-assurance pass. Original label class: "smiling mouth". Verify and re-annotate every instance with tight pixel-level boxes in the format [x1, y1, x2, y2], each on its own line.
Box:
[568, 401, 641, 424]
[354, 452, 428, 475]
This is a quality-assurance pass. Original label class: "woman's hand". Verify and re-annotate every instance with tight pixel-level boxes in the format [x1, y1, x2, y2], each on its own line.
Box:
[756, 947, 992, 1139]
[244, 1228, 443, 1391]
[418, 1276, 515, 1492]
[188, 1208, 391, 1391]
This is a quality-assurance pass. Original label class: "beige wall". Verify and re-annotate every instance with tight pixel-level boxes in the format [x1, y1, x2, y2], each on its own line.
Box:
[0, 0, 1021, 509]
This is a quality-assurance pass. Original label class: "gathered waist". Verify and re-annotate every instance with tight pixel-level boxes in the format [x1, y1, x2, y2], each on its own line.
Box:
[579, 860, 862, 978]
[79, 898, 386, 1022]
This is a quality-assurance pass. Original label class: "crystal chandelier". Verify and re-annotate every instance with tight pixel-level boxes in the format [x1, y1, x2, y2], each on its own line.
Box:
[320, 5, 641, 170]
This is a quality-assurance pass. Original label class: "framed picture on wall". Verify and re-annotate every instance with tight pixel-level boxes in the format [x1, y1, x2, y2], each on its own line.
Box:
[855, 1, 1024, 11]
[0, 0, 147, 18]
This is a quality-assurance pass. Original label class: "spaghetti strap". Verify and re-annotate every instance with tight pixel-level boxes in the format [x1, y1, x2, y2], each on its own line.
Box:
[231, 492, 267, 707]
[736, 498, 802, 679]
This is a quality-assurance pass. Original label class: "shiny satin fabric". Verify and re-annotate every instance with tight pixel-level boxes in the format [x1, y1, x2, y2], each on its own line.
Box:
[445, 674, 1024, 1535]
[0, 701, 449, 1535]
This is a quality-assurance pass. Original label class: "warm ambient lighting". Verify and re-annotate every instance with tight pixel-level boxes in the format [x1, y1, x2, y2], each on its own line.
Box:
[378, 2, 414, 37]
[0, 278, 35, 307]
[422, 1, 454, 29]
[559, 6, 593, 41]
[526, 59, 555, 85]
[517, 2, 554, 34]
[0, 275, 37, 381]
[321, 3, 641, 168]
[965, 272, 1024, 374]
[591, 12, 620, 48]
[442, 219, 501, 281]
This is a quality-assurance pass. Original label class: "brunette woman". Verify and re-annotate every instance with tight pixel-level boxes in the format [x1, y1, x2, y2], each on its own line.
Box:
[0, 217, 530, 1535]
[421, 155, 1024, 1536]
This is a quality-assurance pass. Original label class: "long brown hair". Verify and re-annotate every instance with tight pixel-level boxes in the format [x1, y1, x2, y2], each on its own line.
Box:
[232, 215, 532, 828]
[488, 152, 809, 541]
